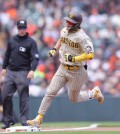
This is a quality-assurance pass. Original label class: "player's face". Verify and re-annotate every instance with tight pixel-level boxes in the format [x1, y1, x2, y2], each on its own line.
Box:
[17, 26, 27, 36]
[66, 20, 74, 30]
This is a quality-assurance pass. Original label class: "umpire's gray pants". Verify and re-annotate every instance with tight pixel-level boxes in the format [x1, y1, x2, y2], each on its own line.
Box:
[1, 69, 30, 124]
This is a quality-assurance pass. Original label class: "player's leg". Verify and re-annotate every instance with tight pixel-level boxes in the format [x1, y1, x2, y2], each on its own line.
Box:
[67, 66, 91, 102]
[27, 64, 67, 127]
[27, 75, 67, 127]
[91, 86, 104, 104]
[68, 67, 104, 103]
[38, 75, 67, 113]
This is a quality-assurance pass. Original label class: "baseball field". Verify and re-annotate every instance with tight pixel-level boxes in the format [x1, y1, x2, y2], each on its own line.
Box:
[0, 121, 120, 133]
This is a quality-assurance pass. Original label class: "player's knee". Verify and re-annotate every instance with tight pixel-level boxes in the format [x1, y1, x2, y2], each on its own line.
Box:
[69, 97, 78, 103]
[69, 92, 78, 103]
[45, 91, 57, 100]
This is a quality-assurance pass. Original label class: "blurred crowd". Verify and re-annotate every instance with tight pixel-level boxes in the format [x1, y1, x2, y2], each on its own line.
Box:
[0, 0, 120, 98]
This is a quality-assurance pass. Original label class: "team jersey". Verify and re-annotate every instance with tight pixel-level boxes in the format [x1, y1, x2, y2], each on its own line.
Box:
[59, 27, 94, 66]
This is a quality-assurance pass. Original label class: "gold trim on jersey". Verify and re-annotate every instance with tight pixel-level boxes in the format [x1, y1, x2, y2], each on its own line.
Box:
[60, 37, 79, 48]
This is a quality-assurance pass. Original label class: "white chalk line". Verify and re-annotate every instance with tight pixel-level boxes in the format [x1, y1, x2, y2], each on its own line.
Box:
[0, 132, 12, 134]
[41, 124, 99, 132]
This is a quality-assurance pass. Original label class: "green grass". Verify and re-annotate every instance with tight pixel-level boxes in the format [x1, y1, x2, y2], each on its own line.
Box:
[0, 122, 120, 134]
[97, 122, 120, 127]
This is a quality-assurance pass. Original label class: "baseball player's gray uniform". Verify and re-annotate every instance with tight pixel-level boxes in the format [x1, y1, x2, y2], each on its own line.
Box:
[38, 27, 94, 115]
[27, 10, 104, 127]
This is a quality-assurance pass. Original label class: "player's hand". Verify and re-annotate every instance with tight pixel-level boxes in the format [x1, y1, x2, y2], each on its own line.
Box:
[65, 53, 75, 62]
[27, 70, 34, 79]
[1, 69, 6, 76]
[48, 48, 56, 57]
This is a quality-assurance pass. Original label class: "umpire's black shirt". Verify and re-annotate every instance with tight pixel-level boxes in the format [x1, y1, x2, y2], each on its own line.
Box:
[2, 33, 39, 71]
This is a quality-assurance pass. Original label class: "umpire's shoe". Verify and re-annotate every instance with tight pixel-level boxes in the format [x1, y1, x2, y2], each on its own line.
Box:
[27, 116, 42, 128]
[92, 86, 104, 104]
[1, 121, 15, 129]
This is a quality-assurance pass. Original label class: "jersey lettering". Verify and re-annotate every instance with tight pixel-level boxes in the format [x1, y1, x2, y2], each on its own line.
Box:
[60, 37, 78, 48]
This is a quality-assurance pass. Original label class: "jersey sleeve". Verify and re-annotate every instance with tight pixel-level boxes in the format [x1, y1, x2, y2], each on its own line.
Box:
[80, 38, 94, 54]
[60, 27, 66, 38]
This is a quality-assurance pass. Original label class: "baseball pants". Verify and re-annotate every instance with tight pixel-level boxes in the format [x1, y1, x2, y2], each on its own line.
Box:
[38, 63, 90, 115]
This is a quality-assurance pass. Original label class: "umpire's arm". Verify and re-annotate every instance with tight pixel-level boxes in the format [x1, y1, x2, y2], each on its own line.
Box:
[2, 41, 11, 76]
[2, 41, 11, 69]
[30, 40, 39, 71]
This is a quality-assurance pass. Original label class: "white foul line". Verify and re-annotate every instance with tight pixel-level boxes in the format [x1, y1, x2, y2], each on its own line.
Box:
[41, 124, 99, 132]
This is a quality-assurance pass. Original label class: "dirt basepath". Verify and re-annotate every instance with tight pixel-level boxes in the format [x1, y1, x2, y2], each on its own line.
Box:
[0, 128, 6, 133]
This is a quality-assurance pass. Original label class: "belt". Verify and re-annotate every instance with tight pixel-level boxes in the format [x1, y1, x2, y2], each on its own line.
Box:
[64, 65, 80, 70]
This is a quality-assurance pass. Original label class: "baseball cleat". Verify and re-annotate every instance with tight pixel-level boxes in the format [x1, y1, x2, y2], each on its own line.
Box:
[92, 86, 104, 104]
[27, 118, 42, 128]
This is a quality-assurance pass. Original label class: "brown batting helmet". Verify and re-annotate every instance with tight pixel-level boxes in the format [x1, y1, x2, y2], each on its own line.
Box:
[64, 10, 82, 31]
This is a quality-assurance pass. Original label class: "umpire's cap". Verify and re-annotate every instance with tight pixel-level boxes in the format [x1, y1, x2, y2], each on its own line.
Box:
[64, 10, 82, 24]
[17, 20, 27, 28]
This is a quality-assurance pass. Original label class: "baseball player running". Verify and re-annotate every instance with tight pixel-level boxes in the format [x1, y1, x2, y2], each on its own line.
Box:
[27, 10, 104, 127]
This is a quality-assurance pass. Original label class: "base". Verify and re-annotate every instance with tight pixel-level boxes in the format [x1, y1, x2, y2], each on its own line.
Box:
[6, 126, 41, 132]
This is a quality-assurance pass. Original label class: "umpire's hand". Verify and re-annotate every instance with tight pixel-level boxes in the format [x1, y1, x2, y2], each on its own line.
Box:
[1, 69, 6, 76]
[27, 70, 34, 79]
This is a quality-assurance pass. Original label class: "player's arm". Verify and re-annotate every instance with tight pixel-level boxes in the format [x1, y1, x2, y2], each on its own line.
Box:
[75, 52, 94, 61]
[53, 38, 61, 50]
[49, 39, 61, 57]
[65, 38, 94, 62]
[65, 52, 94, 62]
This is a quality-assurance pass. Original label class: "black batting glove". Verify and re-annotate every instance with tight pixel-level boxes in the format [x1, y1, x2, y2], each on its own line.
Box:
[48, 48, 57, 57]
[65, 53, 75, 62]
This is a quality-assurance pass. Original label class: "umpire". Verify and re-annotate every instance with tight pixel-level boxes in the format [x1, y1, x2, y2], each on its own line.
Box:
[1, 20, 39, 129]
